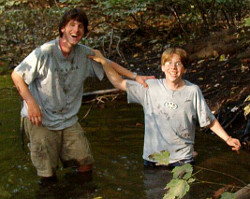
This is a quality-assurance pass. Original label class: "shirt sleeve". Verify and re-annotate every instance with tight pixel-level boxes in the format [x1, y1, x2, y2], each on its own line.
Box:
[14, 48, 42, 85]
[83, 46, 104, 81]
[126, 80, 147, 105]
[195, 86, 215, 127]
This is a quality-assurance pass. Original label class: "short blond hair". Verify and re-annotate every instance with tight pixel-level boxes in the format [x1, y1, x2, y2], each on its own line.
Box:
[161, 48, 189, 68]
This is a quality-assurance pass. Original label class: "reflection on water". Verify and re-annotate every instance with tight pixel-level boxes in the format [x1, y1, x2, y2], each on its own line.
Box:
[1, 98, 249, 198]
[143, 168, 172, 199]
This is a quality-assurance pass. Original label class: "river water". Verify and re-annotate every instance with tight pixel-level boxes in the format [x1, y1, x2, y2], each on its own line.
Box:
[0, 90, 249, 199]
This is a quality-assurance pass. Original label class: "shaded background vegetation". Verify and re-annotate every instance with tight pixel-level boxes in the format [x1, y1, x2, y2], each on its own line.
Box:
[0, 0, 249, 65]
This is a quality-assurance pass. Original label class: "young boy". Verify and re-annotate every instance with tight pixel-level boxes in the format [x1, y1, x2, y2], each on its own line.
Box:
[90, 47, 241, 168]
[11, 8, 154, 185]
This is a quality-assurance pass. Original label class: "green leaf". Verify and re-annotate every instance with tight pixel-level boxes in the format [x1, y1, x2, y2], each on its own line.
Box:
[220, 192, 236, 199]
[59, 0, 68, 3]
[244, 95, 250, 102]
[244, 17, 250, 27]
[163, 179, 190, 199]
[5, 1, 15, 7]
[244, 95, 250, 117]
[187, 178, 195, 183]
[148, 150, 170, 166]
[244, 104, 250, 117]
[219, 54, 226, 62]
[0, 187, 12, 198]
[172, 164, 193, 180]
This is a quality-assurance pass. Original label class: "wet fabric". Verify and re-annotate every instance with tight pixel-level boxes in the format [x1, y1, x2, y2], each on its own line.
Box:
[24, 117, 94, 177]
[14, 37, 104, 130]
[126, 79, 215, 163]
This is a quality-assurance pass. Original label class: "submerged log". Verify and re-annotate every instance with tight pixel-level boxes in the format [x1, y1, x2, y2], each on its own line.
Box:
[82, 88, 120, 97]
[235, 184, 250, 199]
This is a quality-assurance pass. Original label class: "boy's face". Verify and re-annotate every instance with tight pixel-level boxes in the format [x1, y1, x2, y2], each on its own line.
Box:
[161, 53, 187, 84]
[60, 19, 85, 46]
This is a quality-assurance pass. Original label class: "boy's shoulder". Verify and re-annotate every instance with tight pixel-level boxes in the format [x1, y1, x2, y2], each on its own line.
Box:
[146, 78, 164, 85]
[184, 80, 202, 93]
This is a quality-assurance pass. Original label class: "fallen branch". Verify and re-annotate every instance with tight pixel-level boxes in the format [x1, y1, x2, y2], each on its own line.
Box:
[82, 88, 120, 97]
[235, 184, 250, 199]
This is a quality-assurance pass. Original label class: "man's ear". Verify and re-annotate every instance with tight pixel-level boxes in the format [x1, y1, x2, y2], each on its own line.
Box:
[61, 27, 65, 34]
[183, 68, 187, 74]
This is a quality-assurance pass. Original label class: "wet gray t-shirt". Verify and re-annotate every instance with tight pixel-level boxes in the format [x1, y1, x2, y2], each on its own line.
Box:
[126, 79, 215, 163]
[14, 38, 104, 130]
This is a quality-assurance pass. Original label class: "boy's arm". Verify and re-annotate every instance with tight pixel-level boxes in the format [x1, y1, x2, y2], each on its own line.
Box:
[110, 61, 155, 88]
[209, 118, 241, 151]
[88, 49, 127, 91]
[11, 71, 42, 126]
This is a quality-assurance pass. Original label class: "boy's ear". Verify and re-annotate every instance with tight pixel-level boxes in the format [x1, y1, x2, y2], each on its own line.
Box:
[161, 65, 165, 72]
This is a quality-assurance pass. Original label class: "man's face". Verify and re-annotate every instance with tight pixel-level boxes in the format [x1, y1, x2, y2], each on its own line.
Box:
[60, 19, 85, 46]
[161, 53, 187, 84]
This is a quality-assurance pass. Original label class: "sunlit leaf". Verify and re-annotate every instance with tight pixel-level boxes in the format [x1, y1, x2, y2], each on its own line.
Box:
[244, 95, 250, 102]
[149, 39, 158, 44]
[197, 59, 205, 64]
[244, 104, 250, 117]
[163, 179, 190, 199]
[172, 164, 193, 180]
[220, 192, 236, 199]
[148, 150, 170, 166]
[5, 1, 15, 7]
[133, 53, 139, 58]
[244, 17, 250, 27]
[187, 178, 195, 183]
[219, 54, 226, 62]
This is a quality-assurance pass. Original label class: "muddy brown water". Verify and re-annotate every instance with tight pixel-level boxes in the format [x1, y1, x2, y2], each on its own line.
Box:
[0, 94, 249, 199]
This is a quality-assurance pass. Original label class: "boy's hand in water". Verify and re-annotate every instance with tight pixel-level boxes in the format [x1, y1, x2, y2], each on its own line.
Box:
[226, 137, 241, 151]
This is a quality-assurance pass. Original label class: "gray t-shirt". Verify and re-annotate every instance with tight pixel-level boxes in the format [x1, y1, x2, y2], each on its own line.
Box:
[14, 38, 104, 130]
[126, 79, 215, 163]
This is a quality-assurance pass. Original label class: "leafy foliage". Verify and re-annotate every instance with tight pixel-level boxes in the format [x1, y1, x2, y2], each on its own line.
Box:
[161, 163, 196, 199]
[0, 187, 11, 198]
[162, 164, 196, 199]
[163, 179, 190, 199]
[148, 151, 195, 199]
[245, 17, 250, 26]
[59, 0, 82, 4]
[148, 150, 243, 199]
[244, 95, 250, 117]
[172, 164, 193, 180]
[148, 150, 170, 166]
[220, 192, 236, 199]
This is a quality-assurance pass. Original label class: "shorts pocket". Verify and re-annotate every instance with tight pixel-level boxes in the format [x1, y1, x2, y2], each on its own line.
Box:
[28, 143, 46, 171]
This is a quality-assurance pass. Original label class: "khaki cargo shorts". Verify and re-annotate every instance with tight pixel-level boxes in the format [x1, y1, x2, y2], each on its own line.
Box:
[24, 117, 94, 177]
